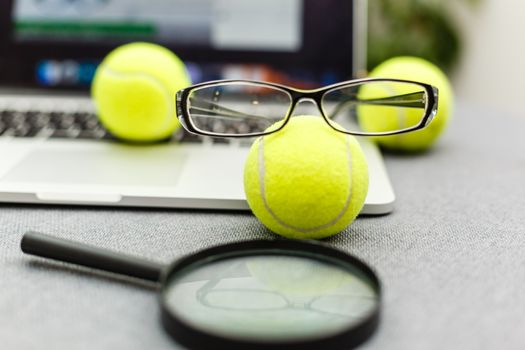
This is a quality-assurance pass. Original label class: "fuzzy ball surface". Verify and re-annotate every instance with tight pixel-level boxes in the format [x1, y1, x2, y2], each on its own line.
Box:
[244, 116, 369, 239]
[92, 42, 191, 142]
[360, 56, 453, 151]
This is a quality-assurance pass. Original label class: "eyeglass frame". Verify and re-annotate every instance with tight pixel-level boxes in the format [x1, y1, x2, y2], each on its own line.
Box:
[176, 78, 438, 138]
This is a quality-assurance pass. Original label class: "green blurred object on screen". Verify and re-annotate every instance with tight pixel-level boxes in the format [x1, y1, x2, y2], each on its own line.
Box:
[368, 0, 482, 72]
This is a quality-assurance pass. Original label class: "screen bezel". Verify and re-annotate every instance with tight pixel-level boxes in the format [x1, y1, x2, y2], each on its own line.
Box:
[0, 0, 357, 91]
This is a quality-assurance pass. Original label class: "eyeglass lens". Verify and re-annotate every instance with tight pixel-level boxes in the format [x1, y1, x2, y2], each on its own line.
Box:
[163, 254, 378, 342]
[321, 81, 428, 135]
[187, 82, 292, 136]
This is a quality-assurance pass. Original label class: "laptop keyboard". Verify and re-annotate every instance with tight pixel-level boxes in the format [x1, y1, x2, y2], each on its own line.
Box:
[0, 107, 251, 145]
[0, 109, 110, 139]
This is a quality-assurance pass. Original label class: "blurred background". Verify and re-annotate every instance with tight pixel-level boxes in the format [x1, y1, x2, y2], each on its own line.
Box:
[369, 0, 525, 119]
[453, 0, 525, 118]
[1, 0, 524, 118]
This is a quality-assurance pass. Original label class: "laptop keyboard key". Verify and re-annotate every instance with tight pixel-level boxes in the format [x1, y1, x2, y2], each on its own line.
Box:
[5, 111, 24, 127]
[20, 127, 42, 137]
[73, 112, 94, 123]
[0, 110, 16, 122]
[58, 115, 75, 129]
[28, 112, 51, 128]
[77, 130, 99, 139]
[81, 117, 100, 130]
[77, 130, 98, 139]
[50, 129, 71, 138]
[13, 125, 31, 137]
[50, 111, 65, 123]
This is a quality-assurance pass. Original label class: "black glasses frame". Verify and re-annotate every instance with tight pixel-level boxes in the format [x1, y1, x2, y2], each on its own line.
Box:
[176, 78, 438, 138]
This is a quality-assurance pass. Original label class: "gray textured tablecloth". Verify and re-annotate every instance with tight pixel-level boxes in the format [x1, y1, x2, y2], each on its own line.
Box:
[2, 103, 525, 350]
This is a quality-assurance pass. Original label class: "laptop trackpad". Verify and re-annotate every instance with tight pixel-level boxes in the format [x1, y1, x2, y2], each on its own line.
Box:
[1, 144, 186, 187]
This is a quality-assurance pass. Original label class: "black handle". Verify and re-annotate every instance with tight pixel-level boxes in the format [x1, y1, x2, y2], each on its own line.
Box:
[21, 231, 164, 282]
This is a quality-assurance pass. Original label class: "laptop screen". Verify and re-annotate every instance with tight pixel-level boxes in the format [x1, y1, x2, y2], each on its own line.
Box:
[12, 0, 302, 52]
[0, 0, 362, 90]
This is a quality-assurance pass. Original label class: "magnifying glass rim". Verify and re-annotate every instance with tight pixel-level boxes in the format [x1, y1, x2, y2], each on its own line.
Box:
[159, 239, 381, 350]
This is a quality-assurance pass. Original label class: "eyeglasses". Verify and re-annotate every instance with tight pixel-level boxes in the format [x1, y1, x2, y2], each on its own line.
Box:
[176, 78, 438, 138]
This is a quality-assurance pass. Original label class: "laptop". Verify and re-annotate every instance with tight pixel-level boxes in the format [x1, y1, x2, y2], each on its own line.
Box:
[0, 0, 395, 215]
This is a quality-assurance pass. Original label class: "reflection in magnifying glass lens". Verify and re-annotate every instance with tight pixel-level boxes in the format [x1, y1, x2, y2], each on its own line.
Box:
[309, 294, 378, 318]
[163, 254, 379, 342]
[203, 290, 287, 310]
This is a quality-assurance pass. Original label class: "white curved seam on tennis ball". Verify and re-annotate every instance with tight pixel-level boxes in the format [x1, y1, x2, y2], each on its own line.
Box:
[258, 135, 354, 233]
[98, 66, 174, 133]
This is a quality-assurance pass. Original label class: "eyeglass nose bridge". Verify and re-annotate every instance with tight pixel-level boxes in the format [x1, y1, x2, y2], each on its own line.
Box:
[288, 95, 326, 119]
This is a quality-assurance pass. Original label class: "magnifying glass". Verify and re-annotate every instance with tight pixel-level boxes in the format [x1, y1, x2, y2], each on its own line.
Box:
[21, 231, 381, 350]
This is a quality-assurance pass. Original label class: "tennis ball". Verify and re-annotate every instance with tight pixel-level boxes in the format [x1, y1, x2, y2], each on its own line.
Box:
[92, 42, 191, 142]
[244, 116, 368, 240]
[359, 56, 453, 151]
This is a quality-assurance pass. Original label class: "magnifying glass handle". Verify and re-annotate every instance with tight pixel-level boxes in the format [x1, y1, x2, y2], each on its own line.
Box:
[21, 231, 163, 283]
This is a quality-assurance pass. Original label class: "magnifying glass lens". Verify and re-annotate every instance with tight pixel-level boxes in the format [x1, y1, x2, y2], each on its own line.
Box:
[162, 252, 379, 345]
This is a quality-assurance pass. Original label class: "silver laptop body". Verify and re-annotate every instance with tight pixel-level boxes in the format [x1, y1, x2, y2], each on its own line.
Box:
[0, 0, 395, 214]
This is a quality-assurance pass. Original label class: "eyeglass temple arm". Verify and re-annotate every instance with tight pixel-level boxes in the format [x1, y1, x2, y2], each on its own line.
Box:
[188, 97, 273, 122]
[328, 91, 426, 119]
[21, 231, 164, 282]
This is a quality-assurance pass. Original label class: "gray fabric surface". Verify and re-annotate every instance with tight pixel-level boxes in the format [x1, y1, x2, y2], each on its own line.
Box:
[2, 103, 525, 350]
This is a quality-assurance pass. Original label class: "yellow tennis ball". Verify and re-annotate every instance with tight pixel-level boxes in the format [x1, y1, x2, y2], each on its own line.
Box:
[359, 56, 453, 151]
[91, 42, 191, 142]
[244, 116, 368, 240]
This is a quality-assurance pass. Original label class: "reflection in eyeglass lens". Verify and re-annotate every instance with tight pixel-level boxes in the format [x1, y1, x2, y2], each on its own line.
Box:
[322, 81, 427, 135]
[187, 83, 292, 135]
